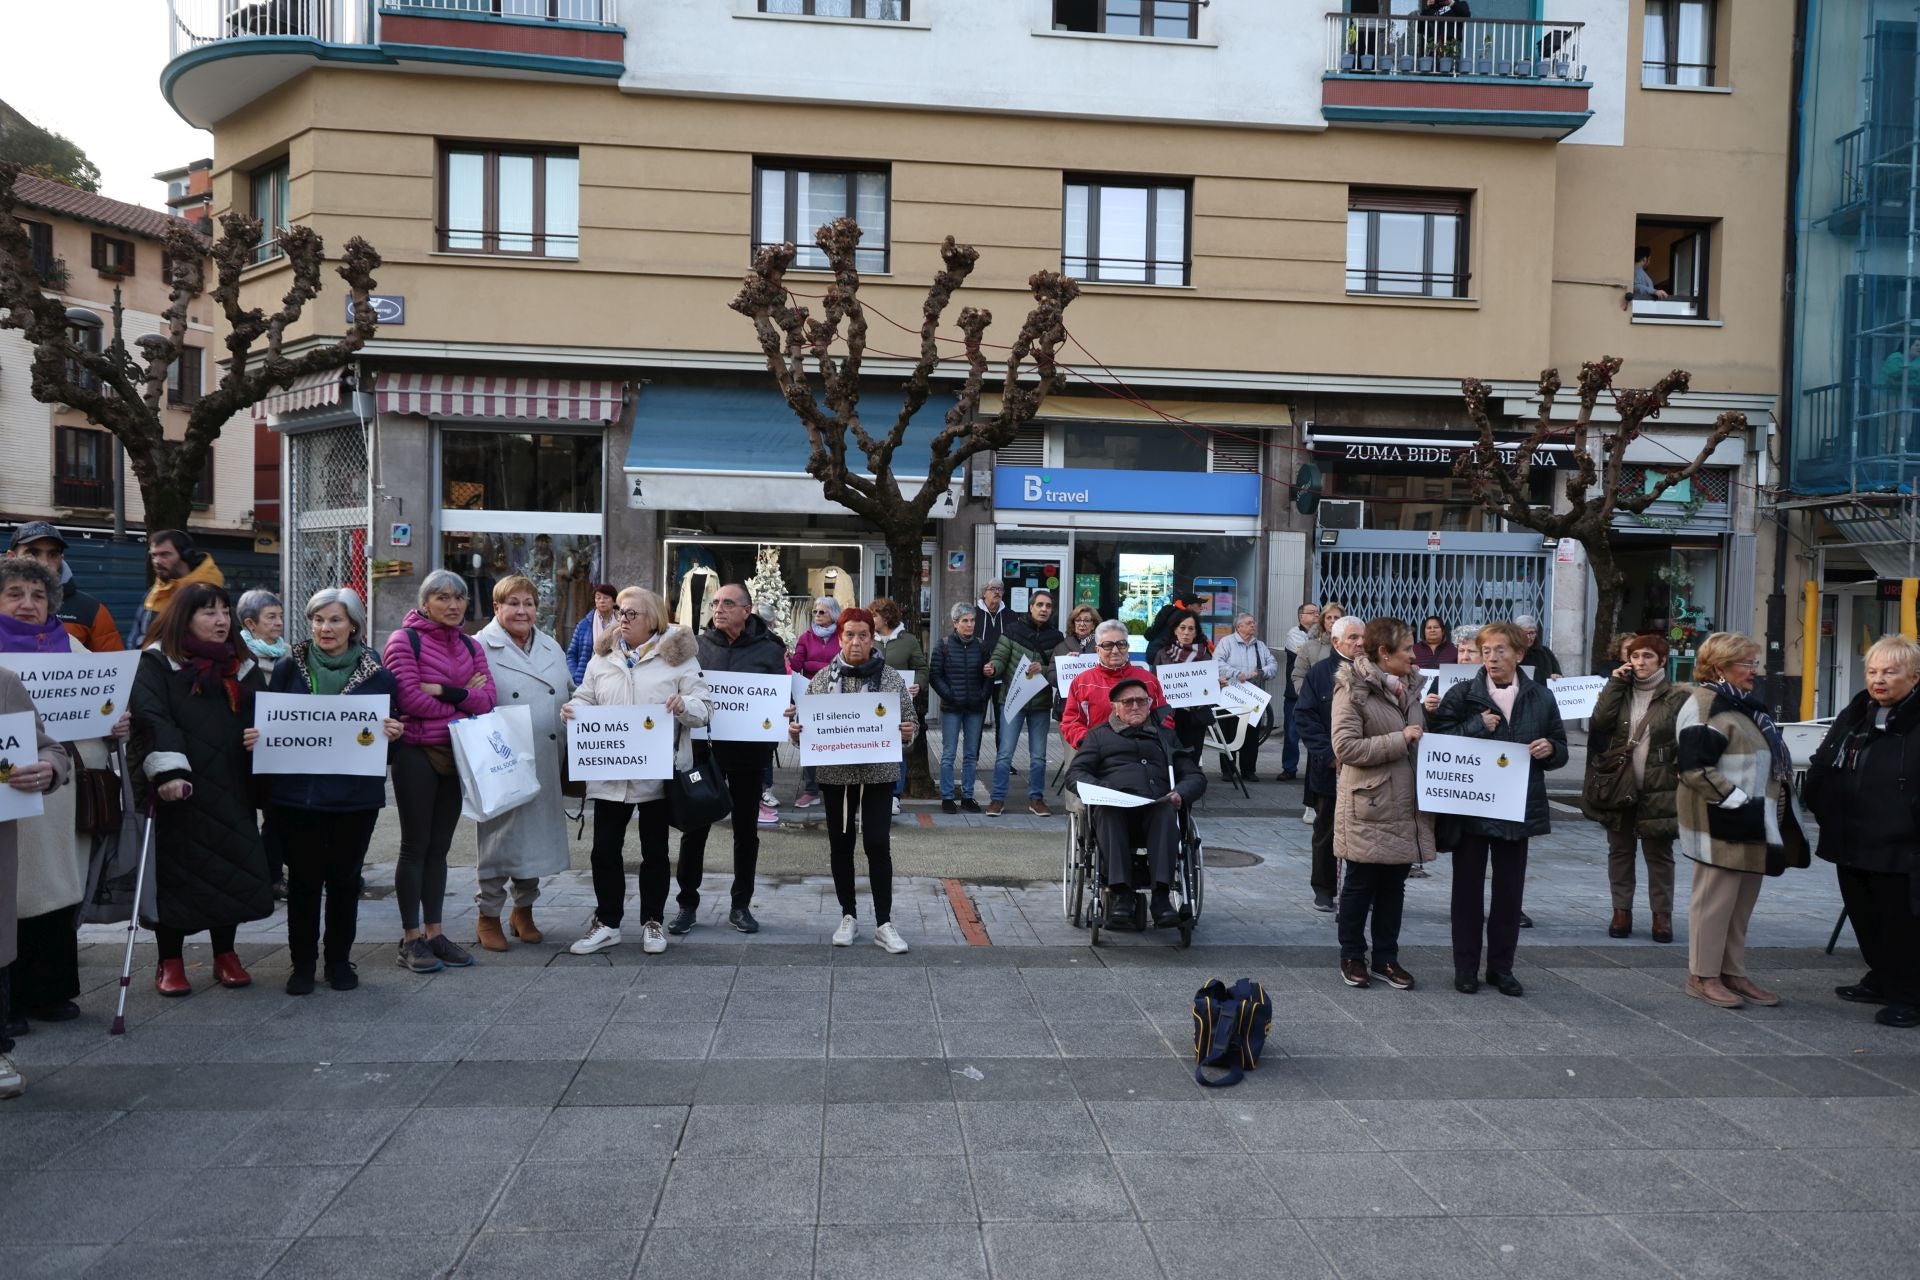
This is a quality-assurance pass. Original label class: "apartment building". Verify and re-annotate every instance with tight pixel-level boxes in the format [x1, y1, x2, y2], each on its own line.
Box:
[161, 0, 1789, 674]
[0, 172, 272, 629]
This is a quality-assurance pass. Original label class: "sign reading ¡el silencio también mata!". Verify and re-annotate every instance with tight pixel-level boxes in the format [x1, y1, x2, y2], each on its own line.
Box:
[252, 692, 392, 777]
[567, 705, 674, 781]
[795, 691, 903, 767]
[1415, 732, 1529, 825]
[0, 710, 46, 821]
[0, 651, 139, 743]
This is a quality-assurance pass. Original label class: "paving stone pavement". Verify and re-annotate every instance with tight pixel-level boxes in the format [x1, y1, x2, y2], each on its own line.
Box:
[11, 774, 1908, 1278]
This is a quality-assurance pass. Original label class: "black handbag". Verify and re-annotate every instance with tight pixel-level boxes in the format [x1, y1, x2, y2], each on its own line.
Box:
[666, 733, 733, 832]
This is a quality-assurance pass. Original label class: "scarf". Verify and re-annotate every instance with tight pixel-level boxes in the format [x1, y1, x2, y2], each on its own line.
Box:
[305, 642, 361, 697]
[181, 632, 245, 712]
[1704, 679, 1794, 784]
[1632, 669, 1668, 693]
[0, 611, 71, 653]
[1161, 642, 1207, 666]
[618, 634, 660, 670]
[812, 622, 837, 640]
[833, 651, 888, 693]
[242, 631, 289, 662]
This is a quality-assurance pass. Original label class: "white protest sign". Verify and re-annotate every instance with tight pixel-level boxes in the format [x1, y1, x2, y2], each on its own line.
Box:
[792, 673, 812, 703]
[0, 651, 139, 743]
[1075, 782, 1155, 809]
[0, 711, 46, 820]
[1430, 664, 1482, 699]
[253, 692, 391, 777]
[1001, 662, 1049, 723]
[1216, 680, 1272, 722]
[702, 673, 790, 743]
[1054, 653, 1099, 697]
[567, 704, 673, 781]
[796, 690, 902, 766]
[1157, 660, 1220, 709]
[1548, 675, 1608, 720]
[1416, 731, 1528, 824]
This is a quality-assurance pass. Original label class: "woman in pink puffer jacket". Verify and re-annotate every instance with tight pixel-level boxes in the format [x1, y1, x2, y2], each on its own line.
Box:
[381, 571, 496, 974]
[788, 596, 842, 808]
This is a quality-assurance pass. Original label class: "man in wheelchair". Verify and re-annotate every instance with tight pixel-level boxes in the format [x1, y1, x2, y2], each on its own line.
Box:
[1066, 676, 1207, 928]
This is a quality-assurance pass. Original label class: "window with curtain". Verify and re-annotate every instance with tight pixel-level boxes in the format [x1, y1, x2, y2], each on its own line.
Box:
[1345, 188, 1470, 297]
[1643, 0, 1715, 87]
[753, 162, 890, 273]
[1063, 177, 1191, 286]
[759, 1, 910, 17]
[168, 347, 204, 407]
[1053, 0, 1200, 39]
[440, 145, 580, 258]
[250, 158, 290, 265]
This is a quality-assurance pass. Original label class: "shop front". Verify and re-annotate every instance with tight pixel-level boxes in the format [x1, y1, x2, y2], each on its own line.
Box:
[1609, 463, 1739, 681]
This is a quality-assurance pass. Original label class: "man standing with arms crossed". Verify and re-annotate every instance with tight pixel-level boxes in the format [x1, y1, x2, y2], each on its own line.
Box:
[671, 582, 786, 935]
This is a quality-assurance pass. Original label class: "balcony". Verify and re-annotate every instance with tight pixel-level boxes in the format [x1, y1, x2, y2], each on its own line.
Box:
[163, 0, 626, 128]
[1796, 381, 1920, 497]
[1321, 13, 1591, 140]
[1828, 124, 1916, 235]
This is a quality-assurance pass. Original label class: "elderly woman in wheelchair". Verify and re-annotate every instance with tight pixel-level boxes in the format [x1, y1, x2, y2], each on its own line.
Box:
[1064, 675, 1207, 932]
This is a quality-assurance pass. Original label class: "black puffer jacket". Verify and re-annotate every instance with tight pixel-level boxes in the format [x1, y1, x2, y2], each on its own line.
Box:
[931, 630, 991, 713]
[1429, 669, 1569, 840]
[1803, 687, 1920, 875]
[265, 644, 397, 813]
[696, 613, 789, 770]
[129, 649, 273, 935]
[1066, 720, 1207, 808]
[1294, 652, 1351, 802]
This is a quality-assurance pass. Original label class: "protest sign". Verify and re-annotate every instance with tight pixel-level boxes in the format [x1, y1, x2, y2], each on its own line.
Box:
[253, 692, 391, 776]
[1001, 662, 1049, 723]
[1157, 659, 1221, 709]
[1054, 653, 1099, 697]
[567, 705, 673, 781]
[0, 711, 46, 820]
[1216, 680, 1272, 721]
[796, 691, 903, 766]
[0, 651, 139, 743]
[1547, 675, 1608, 720]
[1075, 782, 1156, 809]
[1415, 731, 1528, 825]
[1430, 664, 1482, 699]
[702, 673, 790, 743]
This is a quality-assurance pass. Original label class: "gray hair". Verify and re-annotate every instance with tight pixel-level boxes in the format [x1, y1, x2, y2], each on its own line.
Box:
[235, 589, 282, 626]
[813, 596, 842, 621]
[1232, 612, 1256, 628]
[982, 579, 1005, 593]
[1452, 624, 1480, 648]
[304, 586, 367, 637]
[419, 569, 469, 606]
[1331, 616, 1366, 640]
[1094, 619, 1130, 643]
[0, 555, 61, 612]
[1513, 614, 1540, 632]
[948, 601, 974, 623]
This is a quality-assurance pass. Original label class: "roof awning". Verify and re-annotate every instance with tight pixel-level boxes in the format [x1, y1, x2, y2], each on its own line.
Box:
[254, 369, 348, 422]
[978, 394, 1291, 427]
[375, 372, 625, 422]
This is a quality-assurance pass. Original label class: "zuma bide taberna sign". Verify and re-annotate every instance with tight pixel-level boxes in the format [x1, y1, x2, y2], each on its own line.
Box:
[993, 467, 1260, 516]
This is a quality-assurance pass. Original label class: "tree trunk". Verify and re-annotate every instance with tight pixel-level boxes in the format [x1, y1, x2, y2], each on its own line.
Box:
[137, 474, 196, 544]
[1585, 535, 1625, 671]
[885, 527, 938, 799]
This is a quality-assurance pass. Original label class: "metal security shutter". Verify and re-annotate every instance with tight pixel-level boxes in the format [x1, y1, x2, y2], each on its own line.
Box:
[996, 425, 1046, 466]
[1315, 546, 1551, 637]
[284, 422, 370, 640]
[1210, 436, 1261, 473]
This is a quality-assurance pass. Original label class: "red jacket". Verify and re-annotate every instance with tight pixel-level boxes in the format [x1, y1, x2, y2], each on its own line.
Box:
[1061, 662, 1169, 749]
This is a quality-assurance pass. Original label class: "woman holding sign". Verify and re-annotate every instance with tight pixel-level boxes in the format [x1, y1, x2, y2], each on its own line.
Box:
[264, 588, 403, 995]
[565, 588, 709, 957]
[0, 663, 69, 1098]
[793, 607, 920, 954]
[1156, 611, 1215, 754]
[129, 583, 272, 997]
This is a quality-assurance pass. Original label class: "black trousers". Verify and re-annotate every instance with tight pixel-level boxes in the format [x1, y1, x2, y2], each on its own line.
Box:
[11, 905, 80, 1010]
[392, 744, 462, 930]
[590, 798, 672, 928]
[822, 782, 894, 925]
[154, 924, 238, 961]
[1837, 865, 1920, 1006]
[1310, 790, 1339, 896]
[1090, 803, 1180, 890]
[280, 806, 379, 969]
[0, 969, 12, 1053]
[1452, 834, 1528, 977]
[674, 762, 763, 913]
[1337, 862, 1411, 964]
[262, 806, 286, 886]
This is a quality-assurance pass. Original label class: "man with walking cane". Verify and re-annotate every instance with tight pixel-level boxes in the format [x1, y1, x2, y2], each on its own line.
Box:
[0, 665, 71, 1099]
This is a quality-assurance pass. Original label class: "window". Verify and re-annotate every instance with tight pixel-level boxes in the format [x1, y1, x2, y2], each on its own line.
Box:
[1632, 218, 1713, 319]
[54, 427, 110, 508]
[192, 452, 214, 509]
[1063, 177, 1190, 286]
[64, 311, 102, 394]
[1643, 0, 1715, 87]
[21, 219, 55, 281]
[1345, 188, 1469, 297]
[441, 430, 603, 514]
[440, 145, 580, 257]
[168, 347, 204, 407]
[1063, 422, 1208, 472]
[90, 234, 135, 276]
[250, 158, 290, 264]
[1053, 0, 1199, 39]
[758, 0, 910, 18]
[753, 162, 889, 272]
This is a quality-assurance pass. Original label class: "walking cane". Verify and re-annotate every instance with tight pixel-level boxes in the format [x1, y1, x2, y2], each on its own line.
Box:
[109, 799, 156, 1037]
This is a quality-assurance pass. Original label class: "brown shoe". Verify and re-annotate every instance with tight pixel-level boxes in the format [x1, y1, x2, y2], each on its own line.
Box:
[1028, 798, 1052, 817]
[508, 907, 544, 945]
[1650, 912, 1673, 944]
[1722, 975, 1780, 1006]
[1686, 975, 1745, 1009]
[984, 800, 1005, 817]
[1370, 961, 1416, 990]
[475, 914, 509, 952]
[1340, 958, 1371, 988]
[1607, 908, 1631, 939]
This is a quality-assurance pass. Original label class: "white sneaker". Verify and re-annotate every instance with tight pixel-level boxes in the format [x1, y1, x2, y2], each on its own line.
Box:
[761, 788, 778, 808]
[569, 916, 622, 955]
[641, 921, 668, 955]
[891, 796, 901, 816]
[831, 914, 857, 947]
[1301, 807, 1314, 826]
[0, 1052, 22, 1100]
[874, 923, 909, 955]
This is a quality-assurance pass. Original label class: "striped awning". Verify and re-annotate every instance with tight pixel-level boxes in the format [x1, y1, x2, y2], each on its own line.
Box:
[254, 369, 348, 421]
[374, 372, 624, 423]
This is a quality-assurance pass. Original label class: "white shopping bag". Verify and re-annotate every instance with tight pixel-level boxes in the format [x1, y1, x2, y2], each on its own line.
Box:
[450, 705, 542, 822]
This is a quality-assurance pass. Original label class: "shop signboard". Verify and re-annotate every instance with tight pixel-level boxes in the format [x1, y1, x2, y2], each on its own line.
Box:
[993, 467, 1260, 515]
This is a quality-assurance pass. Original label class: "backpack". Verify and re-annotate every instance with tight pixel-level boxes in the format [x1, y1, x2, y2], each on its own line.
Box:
[1190, 978, 1273, 1087]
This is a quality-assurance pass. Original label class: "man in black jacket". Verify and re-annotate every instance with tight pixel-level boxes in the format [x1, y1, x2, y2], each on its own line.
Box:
[672, 582, 787, 935]
[1295, 616, 1365, 912]
[1066, 676, 1206, 928]
[974, 579, 1008, 731]
[1514, 614, 1563, 681]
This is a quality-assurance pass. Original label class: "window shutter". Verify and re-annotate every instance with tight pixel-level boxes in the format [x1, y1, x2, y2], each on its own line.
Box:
[1349, 188, 1468, 216]
[996, 424, 1046, 466]
[1210, 436, 1261, 473]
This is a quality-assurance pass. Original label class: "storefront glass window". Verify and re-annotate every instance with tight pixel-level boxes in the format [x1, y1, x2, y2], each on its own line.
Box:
[1062, 422, 1208, 472]
[1332, 468, 1554, 531]
[442, 430, 602, 514]
[663, 538, 865, 643]
[442, 530, 604, 649]
[1071, 533, 1257, 652]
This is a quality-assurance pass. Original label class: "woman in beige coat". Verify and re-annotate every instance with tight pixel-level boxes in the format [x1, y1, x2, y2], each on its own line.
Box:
[0, 664, 71, 1099]
[563, 588, 709, 958]
[1331, 617, 1434, 992]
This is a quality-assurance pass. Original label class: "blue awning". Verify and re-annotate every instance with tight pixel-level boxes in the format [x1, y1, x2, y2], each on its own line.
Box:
[624, 384, 959, 476]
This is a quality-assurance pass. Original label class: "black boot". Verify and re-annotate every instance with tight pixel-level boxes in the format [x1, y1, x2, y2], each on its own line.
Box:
[1150, 885, 1178, 928]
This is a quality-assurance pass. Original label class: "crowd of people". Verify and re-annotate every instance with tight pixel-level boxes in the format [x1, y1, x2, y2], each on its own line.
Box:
[0, 530, 1915, 1105]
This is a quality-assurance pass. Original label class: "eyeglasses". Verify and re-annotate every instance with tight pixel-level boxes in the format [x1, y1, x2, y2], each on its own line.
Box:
[1114, 696, 1152, 707]
[617, 609, 645, 622]
[1096, 641, 1128, 651]
[813, 610, 833, 617]
[713, 599, 746, 610]
[1729, 659, 1763, 671]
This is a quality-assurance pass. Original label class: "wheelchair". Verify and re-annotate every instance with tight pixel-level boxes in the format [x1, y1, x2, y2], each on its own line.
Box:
[1061, 786, 1204, 947]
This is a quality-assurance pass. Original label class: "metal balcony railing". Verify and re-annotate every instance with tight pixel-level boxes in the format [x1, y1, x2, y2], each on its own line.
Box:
[168, 0, 618, 57]
[1834, 124, 1917, 219]
[1325, 13, 1585, 83]
[1797, 380, 1920, 494]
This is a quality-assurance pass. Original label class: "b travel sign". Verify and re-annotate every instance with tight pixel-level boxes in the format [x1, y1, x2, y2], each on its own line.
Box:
[993, 467, 1260, 516]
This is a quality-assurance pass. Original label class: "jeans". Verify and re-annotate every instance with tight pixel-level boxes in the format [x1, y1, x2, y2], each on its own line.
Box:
[392, 743, 462, 930]
[589, 798, 672, 927]
[800, 766, 819, 797]
[823, 782, 895, 924]
[1281, 697, 1300, 774]
[991, 705, 1049, 803]
[280, 806, 379, 968]
[1337, 862, 1410, 963]
[940, 709, 985, 799]
[674, 762, 765, 913]
[1451, 834, 1528, 977]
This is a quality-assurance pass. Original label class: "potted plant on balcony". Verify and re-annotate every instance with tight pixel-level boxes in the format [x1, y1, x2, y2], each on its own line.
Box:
[1342, 22, 1360, 72]
[1472, 34, 1493, 76]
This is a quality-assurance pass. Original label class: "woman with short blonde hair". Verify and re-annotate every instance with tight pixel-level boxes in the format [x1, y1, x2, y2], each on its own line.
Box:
[594, 588, 669, 657]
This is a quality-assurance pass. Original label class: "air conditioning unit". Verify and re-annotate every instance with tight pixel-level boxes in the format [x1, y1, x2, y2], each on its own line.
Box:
[1317, 499, 1365, 530]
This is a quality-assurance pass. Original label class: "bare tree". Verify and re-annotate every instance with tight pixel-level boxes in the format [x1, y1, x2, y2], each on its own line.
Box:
[0, 161, 382, 535]
[1457, 357, 1742, 665]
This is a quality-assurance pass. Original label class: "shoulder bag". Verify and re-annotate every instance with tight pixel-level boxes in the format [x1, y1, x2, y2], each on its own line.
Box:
[666, 727, 733, 832]
[1583, 706, 1653, 812]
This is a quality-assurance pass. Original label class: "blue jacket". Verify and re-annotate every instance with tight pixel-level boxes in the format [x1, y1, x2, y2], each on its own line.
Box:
[930, 630, 991, 713]
[566, 614, 599, 685]
[1294, 651, 1351, 802]
[264, 643, 397, 813]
